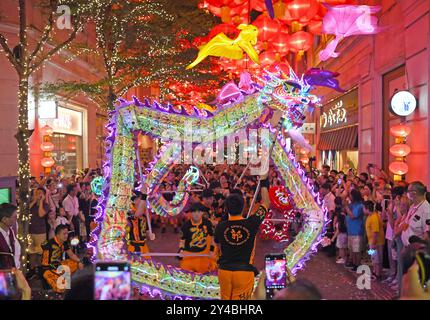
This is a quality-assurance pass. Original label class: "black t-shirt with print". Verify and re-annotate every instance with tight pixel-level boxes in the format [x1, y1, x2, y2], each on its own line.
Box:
[180, 218, 214, 253]
[41, 237, 70, 270]
[214, 205, 268, 272]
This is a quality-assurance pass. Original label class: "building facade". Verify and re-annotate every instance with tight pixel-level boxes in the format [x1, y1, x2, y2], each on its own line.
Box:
[312, 0, 430, 185]
[0, 1, 106, 179]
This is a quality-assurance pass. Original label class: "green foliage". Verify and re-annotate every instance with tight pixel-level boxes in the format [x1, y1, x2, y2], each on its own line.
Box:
[42, 0, 225, 111]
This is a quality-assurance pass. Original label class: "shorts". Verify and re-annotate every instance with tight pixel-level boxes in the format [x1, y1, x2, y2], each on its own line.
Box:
[29, 233, 47, 254]
[180, 253, 217, 274]
[348, 235, 362, 253]
[218, 269, 255, 300]
[370, 246, 384, 265]
[336, 233, 348, 249]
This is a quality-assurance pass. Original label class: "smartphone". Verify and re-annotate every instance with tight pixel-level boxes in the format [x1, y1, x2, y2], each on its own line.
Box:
[94, 261, 131, 300]
[0, 270, 18, 300]
[337, 179, 342, 185]
[265, 253, 287, 300]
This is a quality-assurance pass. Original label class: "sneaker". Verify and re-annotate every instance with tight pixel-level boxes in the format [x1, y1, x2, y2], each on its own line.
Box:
[336, 258, 346, 264]
[351, 265, 358, 272]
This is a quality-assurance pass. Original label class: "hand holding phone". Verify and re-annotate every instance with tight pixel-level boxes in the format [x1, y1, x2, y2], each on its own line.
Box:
[0, 270, 18, 300]
[94, 262, 131, 300]
[265, 253, 287, 300]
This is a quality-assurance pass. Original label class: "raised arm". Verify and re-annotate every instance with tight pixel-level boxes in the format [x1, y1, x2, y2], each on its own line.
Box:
[260, 171, 270, 209]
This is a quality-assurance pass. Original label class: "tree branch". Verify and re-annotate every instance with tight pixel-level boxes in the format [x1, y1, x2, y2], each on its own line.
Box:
[30, 23, 80, 73]
[30, 0, 57, 61]
[0, 33, 20, 71]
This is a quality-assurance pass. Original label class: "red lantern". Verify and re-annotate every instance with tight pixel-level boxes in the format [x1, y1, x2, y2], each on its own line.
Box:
[41, 157, 55, 168]
[390, 144, 411, 157]
[287, 0, 319, 24]
[250, 0, 266, 12]
[40, 125, 54, 136]
[389, 161, 409, 175]
[289, 31, 313, 53]
[271, 32, 290, 56]
[259, 50, 278, 66]
[252, 14, 281, 42]
[207, 23, 239, 40]
[390, 124, 411, 137]
[40, 142, 54, 152]
[204, 0, 248, 23]
[308, 20, 323, 35]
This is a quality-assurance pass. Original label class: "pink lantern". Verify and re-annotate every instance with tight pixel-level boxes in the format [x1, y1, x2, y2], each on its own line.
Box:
[389, 144, 411, 158]
[390, 124, 411, 137]
[40, 125, 53, 136]
[40, 142, 54, 152]
[41, 157, 55, 168]
[389, 161, 408, 175]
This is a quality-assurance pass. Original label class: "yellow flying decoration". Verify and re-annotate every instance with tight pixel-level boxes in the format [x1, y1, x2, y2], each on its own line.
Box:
[186, 24, 260, 70]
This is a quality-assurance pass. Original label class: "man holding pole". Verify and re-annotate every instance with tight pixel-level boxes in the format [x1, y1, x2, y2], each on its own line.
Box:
[214, 170, 270, 300]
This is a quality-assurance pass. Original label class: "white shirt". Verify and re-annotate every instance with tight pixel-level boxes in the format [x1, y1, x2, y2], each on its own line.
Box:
[401, 200, 430, 246]
[62, 194, 79, 217]
[0, 226, 21, 269]
[323, 192, 336, 212]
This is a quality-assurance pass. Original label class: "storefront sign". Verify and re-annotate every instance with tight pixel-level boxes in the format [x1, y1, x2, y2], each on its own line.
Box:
[390, 90, 417, 116]
[320, 100, 347, 129]
[40, 106, 82, 136]
[38, 100, 58, 119]
[320, 89, 358, 131]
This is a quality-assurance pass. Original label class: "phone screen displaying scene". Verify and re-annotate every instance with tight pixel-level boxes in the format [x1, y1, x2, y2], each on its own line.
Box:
[265, 255, 287, 290]
[0, 271, 17, 299]
[94, 262, 131, 300]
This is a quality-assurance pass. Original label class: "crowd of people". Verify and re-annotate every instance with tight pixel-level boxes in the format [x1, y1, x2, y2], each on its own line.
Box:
[1, 161, 429, 300]
[312, 164, 430, 296]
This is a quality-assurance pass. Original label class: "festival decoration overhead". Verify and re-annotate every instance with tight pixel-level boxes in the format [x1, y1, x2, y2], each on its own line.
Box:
[186, 24, 260, 69]
[90, 69, 328, 299]
[304, 68, 346, 92]
[319, 5, 381, 61]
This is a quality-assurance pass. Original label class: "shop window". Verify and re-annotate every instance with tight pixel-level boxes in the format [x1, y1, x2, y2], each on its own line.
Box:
[51, 133, 83, 175]
[382, 65, 406, 172]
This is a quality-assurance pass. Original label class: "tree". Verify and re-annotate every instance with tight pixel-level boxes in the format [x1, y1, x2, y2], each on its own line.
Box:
[0, 0, 92, 269]
[41, 0, 227, 111]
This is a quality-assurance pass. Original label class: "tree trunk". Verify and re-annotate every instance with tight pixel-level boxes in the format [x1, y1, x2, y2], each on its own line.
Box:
[15, 76, 31, 271]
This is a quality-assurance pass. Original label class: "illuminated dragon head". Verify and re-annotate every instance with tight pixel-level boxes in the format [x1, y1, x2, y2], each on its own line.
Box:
[257, 68, 320, 131]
